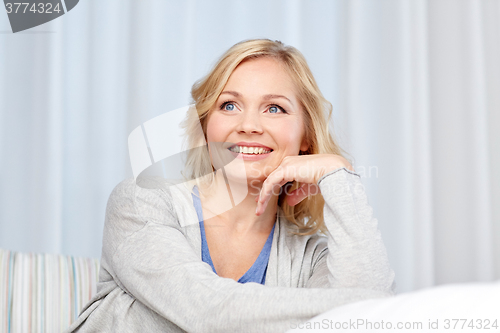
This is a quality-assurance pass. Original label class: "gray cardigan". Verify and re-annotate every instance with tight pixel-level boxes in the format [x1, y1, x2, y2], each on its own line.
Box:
[66, 168, 395, 333]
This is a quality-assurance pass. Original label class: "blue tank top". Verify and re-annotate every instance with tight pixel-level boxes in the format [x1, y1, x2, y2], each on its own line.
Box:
[191, 185, 275, 284]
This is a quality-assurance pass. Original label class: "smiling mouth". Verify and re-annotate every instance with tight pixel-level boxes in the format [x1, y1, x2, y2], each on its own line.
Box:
[227, 146, 273, 155]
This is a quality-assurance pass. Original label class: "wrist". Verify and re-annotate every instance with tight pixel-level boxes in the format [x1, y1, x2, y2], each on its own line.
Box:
[317, 167, 360, 186]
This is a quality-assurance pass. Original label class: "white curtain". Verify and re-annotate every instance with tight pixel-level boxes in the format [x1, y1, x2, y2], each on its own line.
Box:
[330, 0, 500, 292]
[0, 0, 498, 293]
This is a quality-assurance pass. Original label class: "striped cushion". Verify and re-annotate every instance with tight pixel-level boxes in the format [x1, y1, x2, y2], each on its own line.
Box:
[0, 249, 99, 333]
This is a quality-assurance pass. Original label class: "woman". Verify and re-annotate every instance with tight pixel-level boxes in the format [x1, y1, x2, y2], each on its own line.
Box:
[67, 39, 395, 333]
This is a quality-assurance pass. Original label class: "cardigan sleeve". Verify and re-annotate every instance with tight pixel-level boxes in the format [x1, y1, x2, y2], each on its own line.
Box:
[305, 168, 396, 293]
[102, 177, 392, 333]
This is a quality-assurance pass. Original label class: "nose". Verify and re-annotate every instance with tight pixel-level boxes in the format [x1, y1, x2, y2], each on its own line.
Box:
[236, 109, 263, 134]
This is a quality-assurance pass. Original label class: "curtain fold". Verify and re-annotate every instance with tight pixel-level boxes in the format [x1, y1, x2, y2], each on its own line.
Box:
[428, 0, 496, 285]
[0, 0, 499, 293]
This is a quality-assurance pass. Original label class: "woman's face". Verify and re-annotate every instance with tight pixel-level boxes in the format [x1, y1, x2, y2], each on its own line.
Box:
[205, 57, 309, 187]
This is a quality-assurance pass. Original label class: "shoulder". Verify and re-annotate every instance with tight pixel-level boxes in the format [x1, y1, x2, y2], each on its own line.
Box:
[107, 177, 185, 214]
[104, 177, 190, 232]
[102, 177, 191, 257]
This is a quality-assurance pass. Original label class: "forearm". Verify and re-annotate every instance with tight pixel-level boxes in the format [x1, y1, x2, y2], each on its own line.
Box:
[113, 223, 391, 333]
[312, 168, 395, 292]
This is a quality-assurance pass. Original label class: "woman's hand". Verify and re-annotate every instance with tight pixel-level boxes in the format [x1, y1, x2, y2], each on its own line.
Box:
[255, 154, 354, 215]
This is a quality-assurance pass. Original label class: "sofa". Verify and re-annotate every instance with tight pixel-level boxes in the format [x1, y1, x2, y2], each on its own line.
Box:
[0, 248, 99, 333]
[2, 247, 499, 333]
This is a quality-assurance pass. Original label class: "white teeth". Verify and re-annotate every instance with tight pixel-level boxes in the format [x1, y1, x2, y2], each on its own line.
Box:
[229, 146, 272, 154]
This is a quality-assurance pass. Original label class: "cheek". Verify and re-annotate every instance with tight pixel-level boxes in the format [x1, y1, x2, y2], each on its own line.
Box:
[205, 123, 214, 142]
[283, 121, 306, 149]
[205, 114, 222, 142]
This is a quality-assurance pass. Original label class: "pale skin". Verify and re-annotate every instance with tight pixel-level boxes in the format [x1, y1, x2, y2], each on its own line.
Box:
[200, 57, 353, 281]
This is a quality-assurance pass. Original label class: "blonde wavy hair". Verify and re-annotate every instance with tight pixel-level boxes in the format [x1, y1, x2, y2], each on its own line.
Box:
[180, 39, 348, 236]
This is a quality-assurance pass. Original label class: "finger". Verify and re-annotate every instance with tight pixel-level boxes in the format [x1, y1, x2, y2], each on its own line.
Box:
[285, 183, 321, 207]
[257, 183, 280, 215]
[285, 183, 308, 207]
[257, 168, 282, 206]
[260, 183, 283, 213]
[256, 167, 289, 215]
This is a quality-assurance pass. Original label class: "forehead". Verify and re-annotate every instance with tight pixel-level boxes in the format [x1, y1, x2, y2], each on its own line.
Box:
[224, 57, 298, 97]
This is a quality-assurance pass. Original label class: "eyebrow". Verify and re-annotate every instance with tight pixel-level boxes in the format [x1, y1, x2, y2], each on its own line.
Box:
[220, 91, 293, 104]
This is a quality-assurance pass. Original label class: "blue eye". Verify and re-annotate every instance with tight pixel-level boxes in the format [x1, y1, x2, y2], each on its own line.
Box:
[224, 103, 235, 111]
[269, 105, 287, 114]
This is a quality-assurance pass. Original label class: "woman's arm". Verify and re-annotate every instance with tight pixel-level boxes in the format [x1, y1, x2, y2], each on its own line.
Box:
[103, 178, 391, 333]
[253, 155, 395, 293]
[305, 168, 396, 292]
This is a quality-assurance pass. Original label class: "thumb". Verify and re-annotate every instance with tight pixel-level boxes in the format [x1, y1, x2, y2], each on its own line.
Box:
[285, 183, 320, 206]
